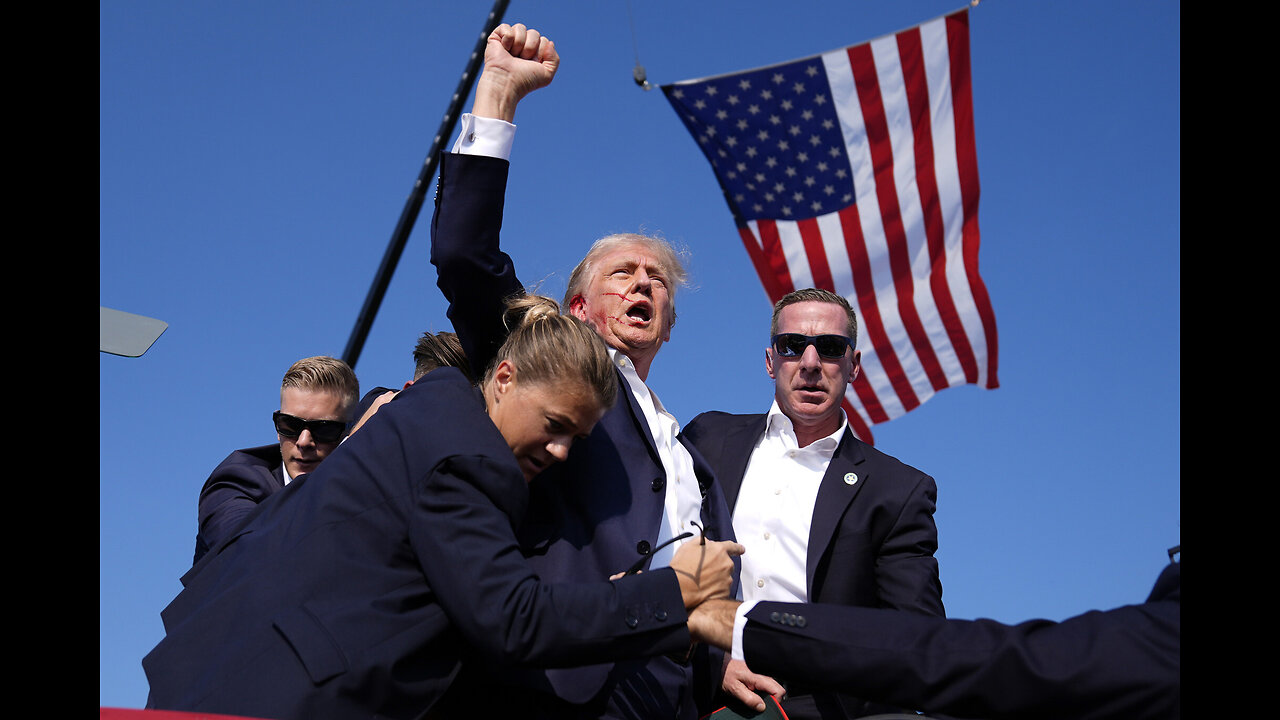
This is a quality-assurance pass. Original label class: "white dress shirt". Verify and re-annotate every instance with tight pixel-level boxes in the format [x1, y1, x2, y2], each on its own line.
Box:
[731, 402, 846, 660]
[735, 400, 846, 604]
[612, 349, 704, 568]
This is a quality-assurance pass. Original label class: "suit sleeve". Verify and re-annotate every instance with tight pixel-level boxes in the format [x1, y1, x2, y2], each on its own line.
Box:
[744, 593, 1180, 720]
[194, 456, 280, 564]
[429, 151, 525, 381]
[409, 453, 693, 667]
[874, 471, 945, 617]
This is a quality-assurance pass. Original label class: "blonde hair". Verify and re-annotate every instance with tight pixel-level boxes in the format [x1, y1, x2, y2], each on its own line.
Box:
[280, 356, 360, 415]
[485, 294, 617, 410]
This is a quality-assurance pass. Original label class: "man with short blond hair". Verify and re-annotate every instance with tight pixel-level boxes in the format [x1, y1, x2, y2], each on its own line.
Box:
[192, 355, 358, 564]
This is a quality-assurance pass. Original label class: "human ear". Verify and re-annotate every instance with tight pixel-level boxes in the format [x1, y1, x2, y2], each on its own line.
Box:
[493, 359, 517, 396]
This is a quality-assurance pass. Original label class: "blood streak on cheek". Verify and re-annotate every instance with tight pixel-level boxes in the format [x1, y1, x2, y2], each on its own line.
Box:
[600, 292, 642, 326]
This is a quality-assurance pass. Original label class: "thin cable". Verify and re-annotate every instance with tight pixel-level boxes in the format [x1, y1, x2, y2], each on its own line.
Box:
[626, 0, 656, 90]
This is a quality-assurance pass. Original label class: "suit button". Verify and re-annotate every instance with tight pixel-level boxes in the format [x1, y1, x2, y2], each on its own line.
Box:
[769, 612, 781, 623]
[626, 614, 639, 629]
[651, 478, 665, 492]
[796, 615, 806, 628]
[636, 540, 651, 555]
[654, 607, 668, 621]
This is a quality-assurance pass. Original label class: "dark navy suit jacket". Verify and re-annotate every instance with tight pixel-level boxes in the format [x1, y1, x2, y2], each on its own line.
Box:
[193, 386, 393, 564]
[744, 560, 1181, 720]
[430, 151, 736, 719]
[192, 443, 285, 564]
[682, 411, 942, 719]
[144, 369, 692, 720]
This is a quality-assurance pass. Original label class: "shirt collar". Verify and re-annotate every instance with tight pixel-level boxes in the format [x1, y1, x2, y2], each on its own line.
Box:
[764, 399, 847, 452]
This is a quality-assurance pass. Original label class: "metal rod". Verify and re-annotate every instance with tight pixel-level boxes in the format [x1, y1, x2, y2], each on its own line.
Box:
[342, 0, 511, 368]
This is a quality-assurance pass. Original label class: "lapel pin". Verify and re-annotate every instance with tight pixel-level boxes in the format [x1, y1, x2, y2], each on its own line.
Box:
[844, 472, 858, 485]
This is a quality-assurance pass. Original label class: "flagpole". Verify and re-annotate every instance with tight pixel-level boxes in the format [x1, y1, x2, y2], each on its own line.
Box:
[341, 0, 510, 369]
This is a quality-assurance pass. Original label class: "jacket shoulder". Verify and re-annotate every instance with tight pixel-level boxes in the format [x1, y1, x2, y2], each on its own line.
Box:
[686, 411, 762, 435]
[840, 432, 934, 488]
[200, 444, 280, 491]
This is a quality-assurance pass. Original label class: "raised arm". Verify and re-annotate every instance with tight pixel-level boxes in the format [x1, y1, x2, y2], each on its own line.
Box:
[429, 23, 560, 379]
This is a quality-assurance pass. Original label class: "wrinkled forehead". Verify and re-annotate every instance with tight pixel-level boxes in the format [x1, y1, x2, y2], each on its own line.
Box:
[591, 243, 672, 276]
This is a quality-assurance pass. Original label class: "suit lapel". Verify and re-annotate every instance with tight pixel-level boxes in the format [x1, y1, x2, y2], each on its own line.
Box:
[806, 428, 869, 596]
[720, 416, 768, 512]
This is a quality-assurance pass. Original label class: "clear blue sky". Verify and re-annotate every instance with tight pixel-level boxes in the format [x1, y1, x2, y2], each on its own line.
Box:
[100, 1, 1180, 708]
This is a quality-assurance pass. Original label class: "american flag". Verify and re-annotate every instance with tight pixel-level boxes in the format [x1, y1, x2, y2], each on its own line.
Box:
[662, 8, 997, 443]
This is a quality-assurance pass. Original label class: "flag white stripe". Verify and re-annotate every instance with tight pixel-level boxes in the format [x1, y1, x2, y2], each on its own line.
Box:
[825, 45, 926, 420]
[875, 31, 971, 390]
[816, 210, 910, 420]
[922, 16, 993, 390]
[780, 221, 817, 291]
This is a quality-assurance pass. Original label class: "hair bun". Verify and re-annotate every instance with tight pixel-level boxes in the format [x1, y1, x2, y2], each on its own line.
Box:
[486, 292, 618, 412]
[503, 294, 562, 331]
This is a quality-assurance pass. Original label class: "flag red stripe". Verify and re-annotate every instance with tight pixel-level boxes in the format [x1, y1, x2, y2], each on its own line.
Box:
[838, 204, 916, 417]
[851, 372, 890, 425]
[842, 398, 875, 444]
[756, 220, 797, 303]
[845, 42, 950, 393]
[897, 26, 981, 385]
[947, 10, 1000, 389]
[797, 217, 834, 290]
[738, 226, 790, 304]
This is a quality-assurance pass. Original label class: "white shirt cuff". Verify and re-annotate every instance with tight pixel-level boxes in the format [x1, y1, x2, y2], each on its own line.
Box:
[451, 113, 516, 160]
[732, 600, 757, 662]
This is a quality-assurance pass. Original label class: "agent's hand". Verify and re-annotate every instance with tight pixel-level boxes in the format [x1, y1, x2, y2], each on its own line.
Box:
[671, 539, 744, 609]
[720, 657, 785, 713]
[473, 23, 560, 122]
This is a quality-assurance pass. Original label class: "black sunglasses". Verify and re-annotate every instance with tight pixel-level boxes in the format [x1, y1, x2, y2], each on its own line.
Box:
[771, 333, 853, 359]
[272, 411, 347, 444]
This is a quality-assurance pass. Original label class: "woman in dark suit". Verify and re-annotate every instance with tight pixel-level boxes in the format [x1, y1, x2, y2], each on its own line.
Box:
[143, 294, 743, 720]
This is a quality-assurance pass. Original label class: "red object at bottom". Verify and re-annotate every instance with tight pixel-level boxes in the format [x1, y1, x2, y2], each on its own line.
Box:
[101, 708, 273, 720]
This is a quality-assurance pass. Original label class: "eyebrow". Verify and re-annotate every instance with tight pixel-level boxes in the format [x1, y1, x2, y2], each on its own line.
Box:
[607, 257, 669, 278]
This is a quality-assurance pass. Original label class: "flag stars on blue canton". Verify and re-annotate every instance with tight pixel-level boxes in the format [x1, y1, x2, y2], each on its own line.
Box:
[666, 57, 854, 221]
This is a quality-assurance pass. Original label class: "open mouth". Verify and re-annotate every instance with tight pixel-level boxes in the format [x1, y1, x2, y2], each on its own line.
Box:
[625, 302, 652, 325]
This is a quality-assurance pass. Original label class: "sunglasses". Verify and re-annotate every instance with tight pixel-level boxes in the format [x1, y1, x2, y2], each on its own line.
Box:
[272, 411, 347, 444]
[771, 333, 852, 359]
